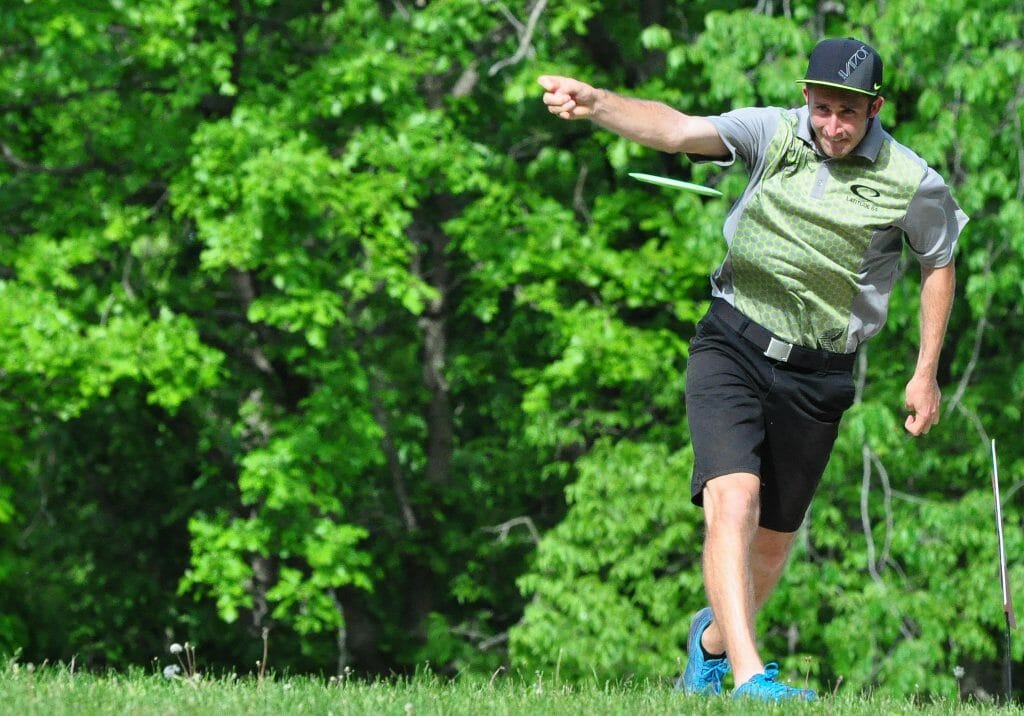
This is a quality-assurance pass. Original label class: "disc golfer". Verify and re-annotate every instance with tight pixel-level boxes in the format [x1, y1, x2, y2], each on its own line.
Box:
[539, 37, 967, 701]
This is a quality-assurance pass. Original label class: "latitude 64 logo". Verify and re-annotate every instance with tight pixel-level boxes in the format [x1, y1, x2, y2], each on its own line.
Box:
[838, 45, 871, 81]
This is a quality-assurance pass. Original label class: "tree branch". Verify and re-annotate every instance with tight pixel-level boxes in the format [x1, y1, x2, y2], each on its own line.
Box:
[860, 444, 882, 583]
[868, 449, 894, 569]
[488, 0, 548, 76]
[367, 369, 419, 533]
[946, 237, 1003, 431]
[484, 515, 541, 544]
[572, 163, 592, 225]
[754, 0, 791, 16]
[1, 141, 99, 176]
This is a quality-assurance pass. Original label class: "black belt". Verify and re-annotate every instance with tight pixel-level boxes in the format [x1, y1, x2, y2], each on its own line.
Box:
[710, 299, 857, 372]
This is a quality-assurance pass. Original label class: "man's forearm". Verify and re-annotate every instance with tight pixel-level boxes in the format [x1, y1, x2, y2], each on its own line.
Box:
[588, 90, 688, 152]
[589, 89, 726, 157]
[914, 262, 956, 379]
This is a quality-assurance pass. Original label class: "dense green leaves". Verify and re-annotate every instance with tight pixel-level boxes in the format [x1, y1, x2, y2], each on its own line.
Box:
[1, 0, 1021, 699]
[511, 440, 702, 679]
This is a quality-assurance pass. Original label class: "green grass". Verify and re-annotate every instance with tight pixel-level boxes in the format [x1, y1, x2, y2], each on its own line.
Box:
[1, 662, 1021, 715]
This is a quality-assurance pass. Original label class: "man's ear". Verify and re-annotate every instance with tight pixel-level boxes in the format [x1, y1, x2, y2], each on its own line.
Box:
[868, 95, 885, 118]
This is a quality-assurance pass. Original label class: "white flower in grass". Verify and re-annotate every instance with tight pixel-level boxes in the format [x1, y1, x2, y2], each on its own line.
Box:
[163, 664, 181, 679]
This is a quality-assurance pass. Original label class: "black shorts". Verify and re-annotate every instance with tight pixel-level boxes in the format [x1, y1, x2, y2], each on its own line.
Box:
[686, 303, 857, 532]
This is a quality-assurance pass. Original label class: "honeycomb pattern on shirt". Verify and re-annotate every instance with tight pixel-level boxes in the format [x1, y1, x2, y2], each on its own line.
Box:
[730, 111, 922, 349]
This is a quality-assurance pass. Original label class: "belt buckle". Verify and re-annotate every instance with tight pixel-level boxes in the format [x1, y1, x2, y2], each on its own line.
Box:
[764, 337, 793, 362]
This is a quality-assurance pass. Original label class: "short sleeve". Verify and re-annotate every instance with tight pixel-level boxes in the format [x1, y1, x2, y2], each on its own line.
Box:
[686, 107, 783, 168]
[901, 167, 968, 268]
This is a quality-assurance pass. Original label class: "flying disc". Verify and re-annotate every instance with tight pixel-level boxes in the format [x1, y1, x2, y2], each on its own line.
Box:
[628, 172, 723, 197]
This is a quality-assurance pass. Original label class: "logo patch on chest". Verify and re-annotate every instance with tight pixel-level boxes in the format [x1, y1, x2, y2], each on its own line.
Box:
[847, 184, 882, 211]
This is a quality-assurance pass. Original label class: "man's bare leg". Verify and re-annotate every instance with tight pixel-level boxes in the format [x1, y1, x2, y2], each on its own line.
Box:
[750, 526, 798, 609]
[698, 474, 799, 687]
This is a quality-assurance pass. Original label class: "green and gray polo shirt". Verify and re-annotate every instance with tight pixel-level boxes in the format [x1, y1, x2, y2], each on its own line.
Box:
[694, 105, 967, 352]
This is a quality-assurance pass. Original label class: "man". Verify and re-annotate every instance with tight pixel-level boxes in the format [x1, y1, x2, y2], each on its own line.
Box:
[539, 37, 966, 701]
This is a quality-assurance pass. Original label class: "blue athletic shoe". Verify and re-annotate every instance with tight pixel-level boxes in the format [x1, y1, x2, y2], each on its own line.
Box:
[732, 662, 816, 702]
[675, 607, 730, 695]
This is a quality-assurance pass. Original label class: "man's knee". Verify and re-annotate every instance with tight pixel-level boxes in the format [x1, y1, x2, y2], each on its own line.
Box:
[703, 472, 761, 528]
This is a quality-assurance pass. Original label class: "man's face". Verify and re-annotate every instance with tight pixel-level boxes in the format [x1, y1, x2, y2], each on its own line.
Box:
[803, 85, 884, 158]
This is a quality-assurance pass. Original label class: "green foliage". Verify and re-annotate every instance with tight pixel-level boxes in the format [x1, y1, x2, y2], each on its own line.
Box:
[1, 0, 1021, 698]
[511, 440, 702, 680]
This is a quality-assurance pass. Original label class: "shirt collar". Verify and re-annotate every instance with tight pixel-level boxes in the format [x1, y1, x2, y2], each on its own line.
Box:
[795, 104, 885, 162]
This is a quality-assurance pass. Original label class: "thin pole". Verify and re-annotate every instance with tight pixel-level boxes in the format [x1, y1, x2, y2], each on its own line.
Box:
[1006, 614, 1013, 703]
[991, 439, 1015, 702]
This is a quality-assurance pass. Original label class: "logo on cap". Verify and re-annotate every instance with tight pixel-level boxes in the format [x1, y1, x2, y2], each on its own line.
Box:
[838, 46, 871, 82]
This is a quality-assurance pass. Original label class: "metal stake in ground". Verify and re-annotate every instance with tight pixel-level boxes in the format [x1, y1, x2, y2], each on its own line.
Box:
[991, 438, 1016, 702]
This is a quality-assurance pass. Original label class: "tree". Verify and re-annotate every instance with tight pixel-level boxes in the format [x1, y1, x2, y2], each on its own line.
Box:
[510, 0, 1024, 698]
[1, 0, 1021, 696]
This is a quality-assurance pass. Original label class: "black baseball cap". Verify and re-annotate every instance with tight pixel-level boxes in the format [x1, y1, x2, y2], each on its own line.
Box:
[797, 37, 883, 97]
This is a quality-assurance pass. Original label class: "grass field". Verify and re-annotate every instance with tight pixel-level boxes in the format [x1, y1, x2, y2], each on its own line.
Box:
[1, 661, 1021, 715]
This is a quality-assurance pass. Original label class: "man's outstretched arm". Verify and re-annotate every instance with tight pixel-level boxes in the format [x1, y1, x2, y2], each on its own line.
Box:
[538, 75, 728, 158]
